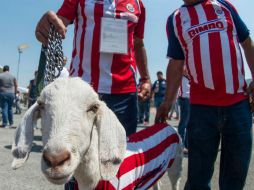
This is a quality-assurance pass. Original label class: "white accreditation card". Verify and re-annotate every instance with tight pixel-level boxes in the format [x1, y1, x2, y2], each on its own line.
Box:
[100, 17, 128, 54]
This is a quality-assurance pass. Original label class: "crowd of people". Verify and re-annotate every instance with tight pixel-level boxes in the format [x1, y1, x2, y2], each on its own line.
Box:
[1, 0, 253, 189]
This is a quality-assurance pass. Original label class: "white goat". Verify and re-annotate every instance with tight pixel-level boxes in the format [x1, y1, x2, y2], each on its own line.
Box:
[11, 77, 182, 190]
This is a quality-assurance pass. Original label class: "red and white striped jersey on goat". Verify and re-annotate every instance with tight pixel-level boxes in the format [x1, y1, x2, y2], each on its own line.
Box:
[72, 123, 180, 190]
[57, 0, 145, 94]
[167, 0, 250, 106]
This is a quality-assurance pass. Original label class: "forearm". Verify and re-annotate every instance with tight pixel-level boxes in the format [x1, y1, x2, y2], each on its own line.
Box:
[242, 37, 254, 79]
[164, 59, 184, 105]
[58, 16, 71, 27]
[134, 37, 150, 80]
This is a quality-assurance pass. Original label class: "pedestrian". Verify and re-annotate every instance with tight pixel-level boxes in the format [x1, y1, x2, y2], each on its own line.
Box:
[28, 71, 38, 108]
[14, 90, 22, 114]
[0, 65, 17, 128]
[177, 67, 190, 153]
[168, 100, 179, 120]
[138, 79, 150, 125]
[155, 0, 254, 190]
[152, 71, 166, 109]
[35, 0, 151, 189]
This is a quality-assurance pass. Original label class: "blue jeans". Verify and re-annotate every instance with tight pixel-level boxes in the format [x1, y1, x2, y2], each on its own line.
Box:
[0, 92, 15, 126]
[138, 100, 150, 122]
[184, 100, 252, 190]
[99, 93, 138, 136]
[154, 96, 164, 108]
[178, 97, 190, 147]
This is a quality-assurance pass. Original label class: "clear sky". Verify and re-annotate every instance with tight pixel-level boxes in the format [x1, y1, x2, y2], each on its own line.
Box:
[0, 0, 253, 87]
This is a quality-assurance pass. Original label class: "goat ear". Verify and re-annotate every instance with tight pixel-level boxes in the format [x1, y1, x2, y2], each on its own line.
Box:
[96, 102, 126, 180]
[11, 103, 40, 170]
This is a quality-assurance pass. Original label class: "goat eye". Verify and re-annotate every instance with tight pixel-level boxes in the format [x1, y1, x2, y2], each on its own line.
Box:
[87, 104, 99, 113]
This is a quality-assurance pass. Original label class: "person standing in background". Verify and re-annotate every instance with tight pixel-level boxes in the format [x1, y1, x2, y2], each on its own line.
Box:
[168, 100, 179, 120]
[0, 65, 17, 128]
[28, 71, 38, 108]
[178, 67, 190, 153]
[152, 71, 166, 110]
[137, 79, 151, 125]
[14, 90, 22, 114]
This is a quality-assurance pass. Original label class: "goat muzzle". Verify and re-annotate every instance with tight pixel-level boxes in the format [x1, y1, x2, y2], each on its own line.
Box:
[43, 149, 71, 168]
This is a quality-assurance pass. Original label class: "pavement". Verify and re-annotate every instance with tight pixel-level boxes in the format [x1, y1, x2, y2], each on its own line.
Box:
[0, 107, 253, 190]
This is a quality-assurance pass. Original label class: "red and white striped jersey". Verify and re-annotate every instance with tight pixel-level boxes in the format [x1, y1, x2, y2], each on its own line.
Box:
[72, 123, 180, 190]
[57, 0, 145, 94]
[179, 76, 190, 98]
[167, 0, 250, 106]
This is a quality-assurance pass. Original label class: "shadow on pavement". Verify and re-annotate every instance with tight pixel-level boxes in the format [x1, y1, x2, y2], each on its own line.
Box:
[4, 142, 43, 153]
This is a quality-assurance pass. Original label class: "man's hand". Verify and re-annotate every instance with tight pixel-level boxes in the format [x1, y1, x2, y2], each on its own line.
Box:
[155, 102, 171, 124]
[247, 80, 254, 112]
[35, 11, 67, 45]
[138, 79, 151, 101]
[247, 80, 254, 94]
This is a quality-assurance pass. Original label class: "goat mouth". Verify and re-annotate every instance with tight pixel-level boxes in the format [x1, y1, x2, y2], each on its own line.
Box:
[45, 174, 72, 185]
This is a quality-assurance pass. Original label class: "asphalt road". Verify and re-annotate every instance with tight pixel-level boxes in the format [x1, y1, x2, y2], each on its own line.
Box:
[0, 108, 253, 190]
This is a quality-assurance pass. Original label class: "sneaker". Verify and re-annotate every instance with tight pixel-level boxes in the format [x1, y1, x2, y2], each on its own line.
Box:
[9, 125, 17, 129]
[0, 125, 7, 128]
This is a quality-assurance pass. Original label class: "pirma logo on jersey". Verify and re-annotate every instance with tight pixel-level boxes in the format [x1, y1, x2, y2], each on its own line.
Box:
[187, 19, 225, 39]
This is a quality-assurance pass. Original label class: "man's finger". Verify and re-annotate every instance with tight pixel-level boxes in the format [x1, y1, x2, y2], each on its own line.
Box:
[35, 31, 48, 46]
[47, 12, 66, 38]
[36, 24, 50, 42]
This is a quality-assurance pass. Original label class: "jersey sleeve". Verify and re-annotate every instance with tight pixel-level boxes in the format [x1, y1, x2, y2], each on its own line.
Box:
[166, 14, 185, 60]
[218, 0, 249, 43]
[134, 0, 145, 39]
[57, 0, 80, 22]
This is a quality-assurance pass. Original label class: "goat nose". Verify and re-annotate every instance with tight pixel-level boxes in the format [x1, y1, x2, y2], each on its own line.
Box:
[43, 150, 71, 168]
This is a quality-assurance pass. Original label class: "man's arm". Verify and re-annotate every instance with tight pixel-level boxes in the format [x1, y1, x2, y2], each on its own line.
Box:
[241, 37, 254, 79]
[134, 37, 151, 101]
[155, 59, 184, 123]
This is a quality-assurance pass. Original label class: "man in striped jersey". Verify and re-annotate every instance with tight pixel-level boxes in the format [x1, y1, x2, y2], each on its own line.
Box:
[35, 0, 151, 137]
[155, 0, 254, 189]
[35, 1, 150, 189]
